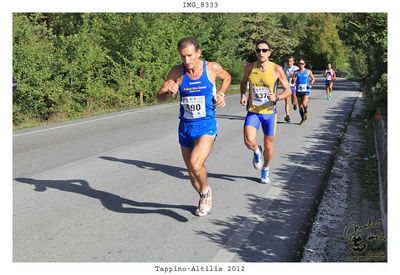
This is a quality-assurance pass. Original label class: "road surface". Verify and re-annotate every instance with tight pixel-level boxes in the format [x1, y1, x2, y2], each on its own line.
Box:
[13, 76, 360, 262]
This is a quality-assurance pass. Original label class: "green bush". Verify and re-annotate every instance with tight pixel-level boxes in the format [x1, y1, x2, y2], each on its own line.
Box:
[12, 13, 386, 128]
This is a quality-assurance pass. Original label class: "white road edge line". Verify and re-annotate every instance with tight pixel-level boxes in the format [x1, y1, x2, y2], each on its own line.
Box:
[13, 93, 239, 137]
[13, 103, 177, 137]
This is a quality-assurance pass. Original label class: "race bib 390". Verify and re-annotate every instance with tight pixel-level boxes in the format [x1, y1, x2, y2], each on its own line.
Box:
[181, 96, 206, 119]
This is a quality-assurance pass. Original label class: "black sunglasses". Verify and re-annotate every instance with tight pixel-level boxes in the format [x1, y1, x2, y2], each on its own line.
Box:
[256, 48, 269, 53]
[299, 63, 305, 65]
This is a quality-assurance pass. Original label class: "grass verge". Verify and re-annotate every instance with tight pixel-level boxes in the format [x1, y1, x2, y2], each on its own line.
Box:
[13, 85, 241, 131]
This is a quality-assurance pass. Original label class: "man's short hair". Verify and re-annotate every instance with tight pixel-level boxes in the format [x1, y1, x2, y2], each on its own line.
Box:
[255, 40, 271, 50]
[178, 37, 200, 52]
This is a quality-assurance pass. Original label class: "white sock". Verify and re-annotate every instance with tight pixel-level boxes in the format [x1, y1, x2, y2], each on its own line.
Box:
[255, 147, 261, 154]
[200, 188, 209, 196]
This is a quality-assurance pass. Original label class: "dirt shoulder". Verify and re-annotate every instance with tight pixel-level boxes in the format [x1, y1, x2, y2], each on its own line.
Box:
[301, 92, 386, 262]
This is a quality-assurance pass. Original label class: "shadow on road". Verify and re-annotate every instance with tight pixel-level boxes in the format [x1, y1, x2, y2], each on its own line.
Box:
[215, 114, 245, 121]
[196, 191, 306, 261]
[195, 80, 360, 262]
[99, 156, 259, 183]
[14, 177, 194, 222]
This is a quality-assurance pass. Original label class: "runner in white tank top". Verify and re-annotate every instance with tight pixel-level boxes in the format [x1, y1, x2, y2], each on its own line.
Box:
[283, 56, 299, 122]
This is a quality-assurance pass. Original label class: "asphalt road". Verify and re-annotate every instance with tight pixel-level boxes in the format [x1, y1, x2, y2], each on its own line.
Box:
[13, 76, 360, 262]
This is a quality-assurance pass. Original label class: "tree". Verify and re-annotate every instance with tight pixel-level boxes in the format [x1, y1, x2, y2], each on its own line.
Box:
[13, 13, 65, 121]
[339, 13, 387, 84]
[13, 12, 386, 127]
[237, 14, 298, 66]
[298, 13, 349, 70]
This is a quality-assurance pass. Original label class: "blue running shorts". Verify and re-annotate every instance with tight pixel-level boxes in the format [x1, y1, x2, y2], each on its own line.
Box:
[290, 86, 296, 94]
[178, 118, 218, 148]
[296, 91, 310, 97]
[244, 112, 277, 137]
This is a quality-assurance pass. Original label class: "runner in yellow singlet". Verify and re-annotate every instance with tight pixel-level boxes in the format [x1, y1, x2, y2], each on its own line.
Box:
[240, 40, 291, 184]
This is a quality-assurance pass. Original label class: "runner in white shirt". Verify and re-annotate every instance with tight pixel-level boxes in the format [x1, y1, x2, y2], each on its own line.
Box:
[283, 56, 299, 122]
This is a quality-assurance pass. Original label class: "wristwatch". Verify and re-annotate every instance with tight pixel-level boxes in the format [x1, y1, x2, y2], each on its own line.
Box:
[276, 95, 280, 101]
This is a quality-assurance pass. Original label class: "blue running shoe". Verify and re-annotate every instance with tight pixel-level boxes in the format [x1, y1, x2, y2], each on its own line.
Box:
[261, 168, 270, 184]
[253, 146, 263, 170]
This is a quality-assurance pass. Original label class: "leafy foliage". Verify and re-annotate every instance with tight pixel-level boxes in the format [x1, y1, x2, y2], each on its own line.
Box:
[12, 13, 387, 126]
[237, 14, 298, 65]
[338, 13, 387, 84]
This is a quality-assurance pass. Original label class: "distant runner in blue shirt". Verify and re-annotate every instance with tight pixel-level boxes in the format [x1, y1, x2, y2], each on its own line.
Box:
[156, 38, 231, 217]
[293, 59, 315, 125]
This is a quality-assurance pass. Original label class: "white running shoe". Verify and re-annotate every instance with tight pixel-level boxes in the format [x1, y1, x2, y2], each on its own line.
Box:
[253, 146, 264, 170]
[196, 187, 212, 216]
[261, 168, 270, 184]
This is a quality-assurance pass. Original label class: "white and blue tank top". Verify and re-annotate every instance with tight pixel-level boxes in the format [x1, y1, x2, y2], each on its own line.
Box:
[284, 65, 299, 87]
[325, 69, 333, 82]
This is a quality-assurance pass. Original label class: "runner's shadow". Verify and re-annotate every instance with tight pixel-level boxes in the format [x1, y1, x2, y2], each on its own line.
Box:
[100, 156, 259, 183]
[215, 114, 245, 121]
[277, 121, 300, 125]
[14, 177, 193, 222]
[100, 156, 188, 180]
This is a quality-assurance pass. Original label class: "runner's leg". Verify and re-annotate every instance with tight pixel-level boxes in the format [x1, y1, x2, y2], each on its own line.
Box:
[260, 114, 276, 168]
[263, 136, 274, 168]
[298, 96, 303, 115]
[181, 134, 215, 193]
[291, 93, 297, 109]
[244, 125, 259, 152]
[285, 96, 290, 116]
[181, 146, 200, 193]
[303, 95, 309, 109]
[297, 95, 306, 124]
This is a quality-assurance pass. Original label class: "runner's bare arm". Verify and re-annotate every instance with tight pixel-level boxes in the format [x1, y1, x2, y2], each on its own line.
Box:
[308, 70, 316, 87]
[156, 66, 181, 102]
[212, 62, 231, 94]
[210, 62, 231, 108]
[269, 65, 291, 102]
[292, 70, 298, 84]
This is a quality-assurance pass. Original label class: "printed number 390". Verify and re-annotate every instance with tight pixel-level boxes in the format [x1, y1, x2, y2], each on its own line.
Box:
[189, 104, 201, 111]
